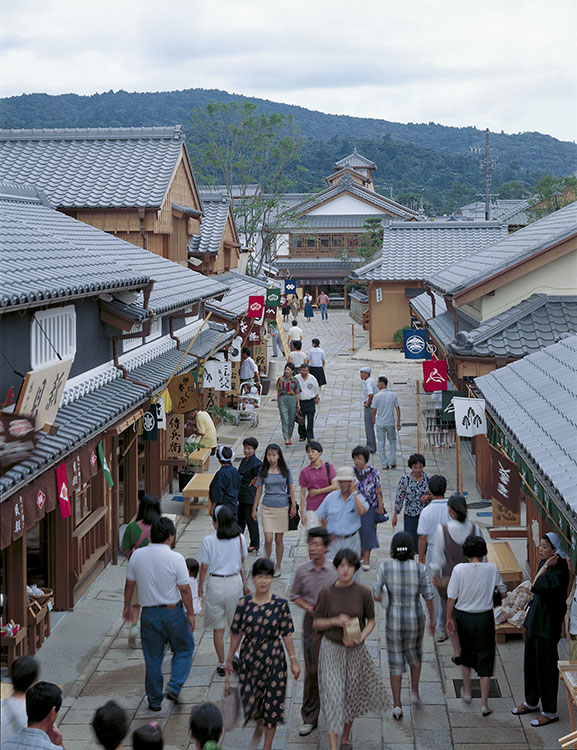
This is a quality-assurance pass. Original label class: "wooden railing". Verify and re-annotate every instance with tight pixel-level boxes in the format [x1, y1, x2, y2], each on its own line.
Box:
[71, 506, 109, 584]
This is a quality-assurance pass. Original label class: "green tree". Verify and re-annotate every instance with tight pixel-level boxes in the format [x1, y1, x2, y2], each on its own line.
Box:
[188, 101, 301, 275]
[494, 180, 530, 200]
[354, 217, 384, 264]
[529, 174, 577, 219]
[446, 181, 472, 213]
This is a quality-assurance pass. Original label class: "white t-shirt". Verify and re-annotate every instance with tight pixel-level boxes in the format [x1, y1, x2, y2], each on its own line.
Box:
[0, 696, 27, 742]
[197, 532, 247, 575]
[289, 351, 307, 368]
[417, 499, 450, 563]
[289, 325, 303, 342]
[126, 543, 190, 606]
[296, 373, 320, 401]
[240, 356, 258, 381]
[447, 562, 506, 613]
[307, 348, 325, 367]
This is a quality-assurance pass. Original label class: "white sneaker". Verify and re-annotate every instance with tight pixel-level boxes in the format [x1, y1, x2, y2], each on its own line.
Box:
[362, 564, 371, 571]
[298, 724, 316, 736]
[435, 631, 449, 642]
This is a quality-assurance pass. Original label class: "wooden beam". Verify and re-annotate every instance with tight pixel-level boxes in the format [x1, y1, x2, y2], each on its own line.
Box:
[489, 528, 527, 539]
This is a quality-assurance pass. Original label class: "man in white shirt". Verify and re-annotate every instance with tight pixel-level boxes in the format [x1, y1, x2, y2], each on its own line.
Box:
[289, 340, 307, 369]
[359, 367, 378, 454]
[296, 364, 320, 441]
[239, 347, 260, 385]
[417, 475, 450, 640]
[289, 320, 303, 350]
[124, 517, 195, 711]
[371, 376, 401, 469]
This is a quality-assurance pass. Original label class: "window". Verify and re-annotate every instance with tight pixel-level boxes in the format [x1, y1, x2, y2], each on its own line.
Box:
[145, 317, 162, 343]
[31, 305, 76, 370]
[74, 482, 92, 525]
[375, 287, 383, 303]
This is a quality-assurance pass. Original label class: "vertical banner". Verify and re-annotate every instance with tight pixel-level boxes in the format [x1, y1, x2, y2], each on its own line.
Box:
[228, 361, 240, 395]
[453, 397, 487, 438]
[285, 279, 297, 295]
[247, 295, 265, 318]
[167, 413, 185, 459]
[266, 288, 281, 307]
[202, 361, 232, 391]
[253, 342, 267, 374]
[422, 360, 448, 391]
[403, 329, 431, 360]
[98, 441, 114, 488]
[56, 461, 72, 519]
[490, 446, 521, 514]
[440, 390, 467, 423]
[142, 406, 159, 441]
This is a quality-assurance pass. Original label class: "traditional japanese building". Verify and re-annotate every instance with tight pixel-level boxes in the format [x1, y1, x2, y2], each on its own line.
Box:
[188, 191, 241, 275]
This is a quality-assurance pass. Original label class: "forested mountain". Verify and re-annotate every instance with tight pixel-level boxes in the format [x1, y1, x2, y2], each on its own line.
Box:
[2, 88, 575, 213]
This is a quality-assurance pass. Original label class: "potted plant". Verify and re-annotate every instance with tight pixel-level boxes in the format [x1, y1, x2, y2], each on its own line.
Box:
[178, 440, 203, 491]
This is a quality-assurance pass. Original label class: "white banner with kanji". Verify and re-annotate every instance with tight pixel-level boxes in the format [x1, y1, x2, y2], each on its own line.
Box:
[452, 397, 487, 437]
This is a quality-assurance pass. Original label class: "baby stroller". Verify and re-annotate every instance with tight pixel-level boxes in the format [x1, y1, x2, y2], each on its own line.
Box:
[236, 381, 262, 427]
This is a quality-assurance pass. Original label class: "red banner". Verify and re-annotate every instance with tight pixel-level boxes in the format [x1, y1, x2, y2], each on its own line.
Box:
[56, 461, 72, 519]
[247, 295, 265, 318]
[422, 360, 448, 392]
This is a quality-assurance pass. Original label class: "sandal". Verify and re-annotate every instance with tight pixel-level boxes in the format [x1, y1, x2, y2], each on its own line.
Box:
[511, 703, 540, 716]
[530, 713, 559, 727]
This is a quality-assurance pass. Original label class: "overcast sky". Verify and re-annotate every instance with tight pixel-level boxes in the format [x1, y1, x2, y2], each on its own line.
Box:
[1, 0, 575, 141]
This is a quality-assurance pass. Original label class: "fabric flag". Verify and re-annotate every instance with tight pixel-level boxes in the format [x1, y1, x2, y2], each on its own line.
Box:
[452, 397, 487, 438]
[263, 306, 277, 320]
[98, 441, 114, 488]
[284, 279, 297, 295]
[142, 406, 158, 441]
[56, 461, 72, 519]
[266, 288, 281, 307]
[247, 295, 265, 318]
[403, 329, 431, 360]
[440, 390, 467, 423]
[490, 446, 521, 514]
[422, 360, 448, 392]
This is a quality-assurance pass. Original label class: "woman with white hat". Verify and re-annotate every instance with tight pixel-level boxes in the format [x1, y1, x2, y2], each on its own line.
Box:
[511, 531, 569, 727]
[316, 466, 368, 560]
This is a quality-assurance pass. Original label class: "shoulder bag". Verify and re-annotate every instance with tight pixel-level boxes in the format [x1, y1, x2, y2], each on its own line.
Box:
[287, 474, 300, 530]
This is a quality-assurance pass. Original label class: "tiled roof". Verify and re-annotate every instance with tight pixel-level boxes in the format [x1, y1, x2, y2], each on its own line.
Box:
[0, 185, 150, 311]
[353, 221, 506, 281]
[205, 271, 270, 319]
[475, 334, 577, 507]
[334, 149, 377, 170]
[0, 126, 185, 208]
[428, 201, 577, 296]
[189, 192, 232, 255]
[458, 199, 530, 224]
[292, 178, 418, 219]
[275, 258, 359, 270]
[279, 214, 391, 231]
[411, 292, 577, 358]
[0, 183, 228, 315]
[198, 184, 260, 198]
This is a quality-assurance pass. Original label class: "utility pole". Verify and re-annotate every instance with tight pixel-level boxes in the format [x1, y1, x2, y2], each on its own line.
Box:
[470, 128, 497, 220]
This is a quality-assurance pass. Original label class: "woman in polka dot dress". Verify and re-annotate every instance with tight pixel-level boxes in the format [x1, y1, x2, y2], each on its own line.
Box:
[226, 557, 300, 750]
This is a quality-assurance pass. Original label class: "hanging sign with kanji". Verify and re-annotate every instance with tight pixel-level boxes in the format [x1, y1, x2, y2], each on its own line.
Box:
[247, 295, 265, 318]
[0, 412, 37, 475]
[490, 446, 521, 514]
[285, 279, 297, 295]
[16, 358, 74, 431]
[228, 361, 240, 394]
[228, 336, 242, 362]
[453, 397, 487, 437]
[201, 360, 232, 391]
[166, 413, 185, 459]
[266, 288, 281, 307]
[253, 342, 267, 373]
[239, 316, 261, 345]
[168, 372, 200, 412]
[56, 461, 72, 519]
[403, 329, 431, 360]
[422, 360, 448, 392]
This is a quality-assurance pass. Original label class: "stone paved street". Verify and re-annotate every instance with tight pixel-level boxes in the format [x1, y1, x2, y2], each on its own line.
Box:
[40, 311, 569, 749]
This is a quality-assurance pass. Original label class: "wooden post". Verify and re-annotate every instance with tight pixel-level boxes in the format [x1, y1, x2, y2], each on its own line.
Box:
[456, 435, 462, 494]
[351, 324, 355, 351]
[6, 536, 27, 630]
[416, 380, 422, 453]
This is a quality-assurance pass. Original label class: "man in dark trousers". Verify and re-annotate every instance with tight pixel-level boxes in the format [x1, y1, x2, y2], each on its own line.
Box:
[237, 436, 262, 552]
[289, 527, 338, 737]
[209, 445, 241, 519]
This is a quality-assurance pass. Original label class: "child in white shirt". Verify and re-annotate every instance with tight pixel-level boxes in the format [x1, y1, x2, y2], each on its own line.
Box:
[186, 558, 202, 614]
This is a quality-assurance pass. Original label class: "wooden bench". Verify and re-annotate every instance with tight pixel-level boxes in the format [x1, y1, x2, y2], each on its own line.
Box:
[182, 473, 215, 516]
[495, 622, 525, 644]
[185, 447, 211, 473]
[487, 541, 524, 588]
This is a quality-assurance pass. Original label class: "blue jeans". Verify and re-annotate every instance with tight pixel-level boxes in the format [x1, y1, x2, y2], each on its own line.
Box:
[403, 513, 420, 552]
[140, 603, 195, 707]
[376, 423, 397, 466]
[320, 304, 328, 320]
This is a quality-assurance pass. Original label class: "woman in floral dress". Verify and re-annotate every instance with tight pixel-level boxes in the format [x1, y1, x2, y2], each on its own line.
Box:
[352, 446, 385, 571]
[393, 453, 431, 550]
[226, 557, 300, 750]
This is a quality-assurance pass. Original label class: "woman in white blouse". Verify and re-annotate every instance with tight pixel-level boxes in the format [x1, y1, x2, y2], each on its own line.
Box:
[446, 535, 506, 716]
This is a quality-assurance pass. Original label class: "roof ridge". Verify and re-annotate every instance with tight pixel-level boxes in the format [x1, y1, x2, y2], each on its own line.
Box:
[464, 294, 548, 344]
[0, 125, 183, 141]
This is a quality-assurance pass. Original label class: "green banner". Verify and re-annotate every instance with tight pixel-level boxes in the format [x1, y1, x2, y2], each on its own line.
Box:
[266, 288, 281, 307]
[98, 440, 114, 488]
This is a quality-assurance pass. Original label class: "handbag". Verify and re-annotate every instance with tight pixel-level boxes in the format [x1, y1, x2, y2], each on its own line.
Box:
[286, 474, 300, 530]
[492, 587, 503, 608]
[375, 512, 389, 524]
[295, 411, 305, 426]
[220, 676, 243, 731]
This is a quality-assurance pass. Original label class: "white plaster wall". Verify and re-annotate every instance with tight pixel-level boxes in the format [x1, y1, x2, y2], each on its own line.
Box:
[307, 194, 386, 215]
[276, 234, 290, 256]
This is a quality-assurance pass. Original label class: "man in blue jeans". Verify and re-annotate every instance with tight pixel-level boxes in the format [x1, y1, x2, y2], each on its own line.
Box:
[317, 291, 329, 320]
[124, 517, 195, 711]
[371, 375, 401, 469]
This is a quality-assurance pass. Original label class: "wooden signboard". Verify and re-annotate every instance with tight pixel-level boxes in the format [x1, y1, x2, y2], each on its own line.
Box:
[253, 342, 268, 374]
[166, 413, 185, 459]
[168, 372, 200, 412]
[201, 361, 232, 391]
[16, 358, 73, 431]
[228, 361, 240, 395]
[492, 499, 522, 527]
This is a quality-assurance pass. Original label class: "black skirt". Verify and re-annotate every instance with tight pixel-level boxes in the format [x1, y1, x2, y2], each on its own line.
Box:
[309, 366, 326, 386]
[454, 609, 495, 677]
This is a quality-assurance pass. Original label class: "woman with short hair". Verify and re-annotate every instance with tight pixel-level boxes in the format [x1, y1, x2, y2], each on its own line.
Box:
[446, 535, 506, 716]
[197, 506, 247, 676]
[351, 445, 385, 571]
[374, 532, 435, 720]
[305, 338, 326, 388]
[314, 548, 386, 750]
[226, 558, 299, 750]
[393, 453, 430, 550]
[276, 362, 301, 446]
[189, 703, 223, 750]
[251, 444, 297, 577]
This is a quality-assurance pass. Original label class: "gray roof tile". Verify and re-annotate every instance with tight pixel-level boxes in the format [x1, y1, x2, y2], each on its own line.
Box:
[0, 185, 228, 315]
[189, 192, 232, 255]
[205, 271, 270, 319]
[292, 179, 417, 219]
[334, 149, 377, 170]
[0, 126, 185, 208]
[475, 335, 577, 507]
[280, 213, 390, 231]
[428, 201, 577, 296]
[354, 221, 506, 281]
[458, 199, 530, 224]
